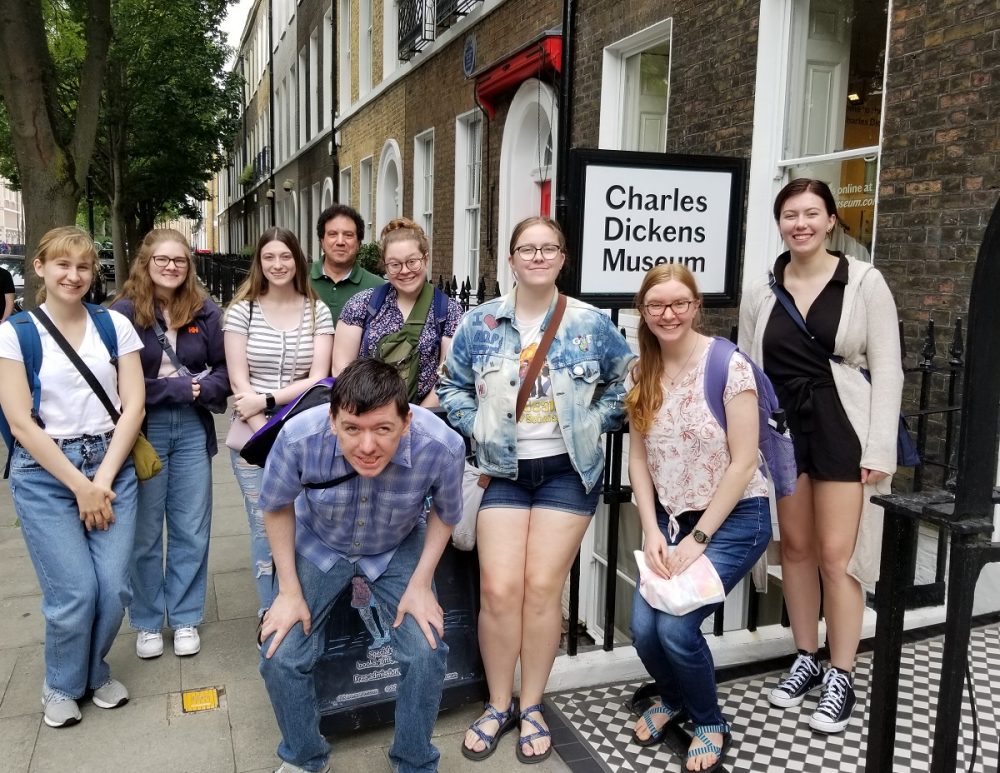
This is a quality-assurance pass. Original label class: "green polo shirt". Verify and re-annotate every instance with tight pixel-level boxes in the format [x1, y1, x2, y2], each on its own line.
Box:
[310, 260, 385, 323]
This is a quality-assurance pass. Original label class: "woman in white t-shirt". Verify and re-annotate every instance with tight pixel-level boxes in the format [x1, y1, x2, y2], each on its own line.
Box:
[624, 264, 771, 773]
[223, 227, 334, 615]
[0, 226, 145, 729]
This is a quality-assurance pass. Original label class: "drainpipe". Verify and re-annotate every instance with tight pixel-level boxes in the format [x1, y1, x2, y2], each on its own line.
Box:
[553, 0, 575, 233]
[268, 0, 276, 225]
[331, 8, 339, 200]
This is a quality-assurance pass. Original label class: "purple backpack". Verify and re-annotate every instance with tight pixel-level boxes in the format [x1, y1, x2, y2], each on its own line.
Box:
[704, 337, 797, 500]
[239, 377, 336, 467]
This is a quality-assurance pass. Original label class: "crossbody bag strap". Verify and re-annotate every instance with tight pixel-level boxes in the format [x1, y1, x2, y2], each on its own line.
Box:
[152, 317, 185, 373]
[515, 293, 567, 420]
[302, 468, 360, 490]
[31, 308, 121, 423]
[768, 273, 848, 367]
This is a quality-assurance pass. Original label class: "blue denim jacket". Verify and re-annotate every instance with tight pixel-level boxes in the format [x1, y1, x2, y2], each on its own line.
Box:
[437, 292, 635, 492]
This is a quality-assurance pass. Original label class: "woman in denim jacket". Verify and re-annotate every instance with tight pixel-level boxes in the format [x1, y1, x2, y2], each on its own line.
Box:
[438, 216, 634, 764]
[112, 228, 230, 661]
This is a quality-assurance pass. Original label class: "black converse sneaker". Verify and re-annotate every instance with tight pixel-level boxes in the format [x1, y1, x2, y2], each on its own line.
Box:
[809, 667, 856, 733]
[768, 650, 824, 708]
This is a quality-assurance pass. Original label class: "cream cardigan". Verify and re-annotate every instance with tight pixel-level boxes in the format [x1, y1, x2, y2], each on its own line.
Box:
[738, 255, 904, 591]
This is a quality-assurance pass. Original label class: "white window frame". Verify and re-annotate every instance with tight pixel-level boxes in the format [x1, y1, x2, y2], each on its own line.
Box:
[323, 8, 333, 129]
[743, 0, 890, 289]
[297, 47, 308, 148]
[339, 0, 352, 111]
[383, 0, 399, 80]
[598, 17, 673, 151]
[412, 129, 434, 260]
[359, 0, 373, 95]
[339, 166, 353, 208]
[359, 156, 374, 242]
[309, 28, 320, 139]
[453, 110, 483, 287]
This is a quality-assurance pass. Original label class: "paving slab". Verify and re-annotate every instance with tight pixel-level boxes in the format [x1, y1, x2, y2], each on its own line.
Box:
[0, 646, 43, 719]
[225, 676, 282, 772]
[0, 551, 40, 601]
[180, 616, 261, 690]
[214, 568, 260, 621]
[0, 597, 43, 651]
[28, 693, 236, 773]
[0, 713, 39, 773]
[208, 533, 256, 576]
[104, 630, 183, 701]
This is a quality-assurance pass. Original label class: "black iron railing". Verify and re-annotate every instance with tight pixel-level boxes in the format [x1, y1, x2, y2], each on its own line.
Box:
[436, 0, 481, 28]
[398, 0, 434, 60]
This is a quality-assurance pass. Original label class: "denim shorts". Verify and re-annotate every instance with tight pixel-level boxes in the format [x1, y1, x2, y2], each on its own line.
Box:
[480, 453, 602, 516]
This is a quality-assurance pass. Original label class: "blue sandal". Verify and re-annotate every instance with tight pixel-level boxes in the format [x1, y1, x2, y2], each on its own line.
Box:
[461, 700, 517, 761]
[685, 723, 731, 773]
[631, 702, 688, 747]
[516, 703, 552, 764]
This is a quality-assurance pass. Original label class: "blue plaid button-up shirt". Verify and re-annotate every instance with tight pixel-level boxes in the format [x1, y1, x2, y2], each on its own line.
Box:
[258, 404, 465, 580]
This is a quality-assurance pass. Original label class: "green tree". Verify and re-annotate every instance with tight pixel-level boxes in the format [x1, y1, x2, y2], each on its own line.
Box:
[93, 0, 240, 276]
[0, 0, 112, 305]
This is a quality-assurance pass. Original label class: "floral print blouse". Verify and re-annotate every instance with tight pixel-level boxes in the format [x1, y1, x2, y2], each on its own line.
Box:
[631, 347, 769, 516]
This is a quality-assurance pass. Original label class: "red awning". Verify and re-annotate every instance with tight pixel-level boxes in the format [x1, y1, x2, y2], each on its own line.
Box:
[474, 33, 562, 119]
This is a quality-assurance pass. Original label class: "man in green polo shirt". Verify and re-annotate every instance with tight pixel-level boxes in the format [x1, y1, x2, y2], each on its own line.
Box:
[310, 203, 385, 324]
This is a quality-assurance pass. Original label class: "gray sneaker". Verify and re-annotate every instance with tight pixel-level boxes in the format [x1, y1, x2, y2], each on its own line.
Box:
[42, 692, 82, 728]
[274, 762, 331, 773]
[91, 678, 129, 709]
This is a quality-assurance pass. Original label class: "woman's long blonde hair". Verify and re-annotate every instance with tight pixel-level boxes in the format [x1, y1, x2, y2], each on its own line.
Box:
[33, 226, 98, 304]
[625, 264, 703, 434]
[119, 229, 206, 328]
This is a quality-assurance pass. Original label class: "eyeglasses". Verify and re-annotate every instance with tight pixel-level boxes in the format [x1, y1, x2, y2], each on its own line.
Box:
[151, 255, 189, 268]
[641, 299, 696, 316]
[513, 244, 562, 261]
[384, 256, 426, 275]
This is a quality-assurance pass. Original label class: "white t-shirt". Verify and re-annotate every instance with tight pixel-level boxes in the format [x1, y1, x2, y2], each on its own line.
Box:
[514, 313, 567, 459]
[224, 299, 334, 393]
[0, 305, 144, 438]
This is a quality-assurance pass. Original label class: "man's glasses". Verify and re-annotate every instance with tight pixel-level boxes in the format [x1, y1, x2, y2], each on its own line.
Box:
[641, 299, 696, 316]
[151, 255, 189, 268]
[513, 244, 562, 261]
[384, 256, 426, 275]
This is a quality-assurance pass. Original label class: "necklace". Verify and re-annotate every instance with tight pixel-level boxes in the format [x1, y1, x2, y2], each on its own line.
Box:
[662, 337, 701, 385]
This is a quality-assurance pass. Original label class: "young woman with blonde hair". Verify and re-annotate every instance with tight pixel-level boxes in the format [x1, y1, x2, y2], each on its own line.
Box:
[332, 217, 462, 406]
[0, 226, 145, 727]
[224, 227, 334, 615]
[112, 228, 230, 659]
[626, 264, 771, 773]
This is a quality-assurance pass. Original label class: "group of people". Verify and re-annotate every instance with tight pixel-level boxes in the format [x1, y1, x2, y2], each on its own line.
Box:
[0, 178, 903, 773]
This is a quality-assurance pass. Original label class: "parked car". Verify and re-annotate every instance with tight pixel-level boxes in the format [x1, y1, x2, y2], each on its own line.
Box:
[98, 248, 116, 283]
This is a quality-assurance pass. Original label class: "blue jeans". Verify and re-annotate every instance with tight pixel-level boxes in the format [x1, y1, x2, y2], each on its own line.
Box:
[230, 449, 273, 615]
[630, 497, 771, 727]
[130, 405, 212, 631]
[8, 435, 138, 699]
[259, 523, 448, 773]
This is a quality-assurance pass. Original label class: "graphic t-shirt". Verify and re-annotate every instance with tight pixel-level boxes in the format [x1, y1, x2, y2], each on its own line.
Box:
[514, 313, 567, 459]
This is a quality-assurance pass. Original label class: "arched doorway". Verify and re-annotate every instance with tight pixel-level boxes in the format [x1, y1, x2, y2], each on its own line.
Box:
[497, 79, 558, 293]
[376, 139, 403, 235]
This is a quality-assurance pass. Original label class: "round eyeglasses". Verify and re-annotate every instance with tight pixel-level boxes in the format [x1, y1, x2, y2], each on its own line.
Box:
[384, 256, 426, 275]
[513, 244, 562, 261]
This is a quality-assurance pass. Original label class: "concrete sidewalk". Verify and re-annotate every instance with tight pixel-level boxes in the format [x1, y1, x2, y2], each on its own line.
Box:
[0, 429, 571, 773]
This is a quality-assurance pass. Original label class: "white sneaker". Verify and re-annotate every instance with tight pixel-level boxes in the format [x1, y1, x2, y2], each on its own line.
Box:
[136, 630, 164, 659]
[173, 626, 201, 656]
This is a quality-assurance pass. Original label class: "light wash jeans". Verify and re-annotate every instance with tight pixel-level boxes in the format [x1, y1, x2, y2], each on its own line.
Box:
[631, 497, 771, 727]
[259, 523, 448, 773]
[230, 448, 274, 615]
[9, 435, 137, 699]
[129, 405, 212, 632]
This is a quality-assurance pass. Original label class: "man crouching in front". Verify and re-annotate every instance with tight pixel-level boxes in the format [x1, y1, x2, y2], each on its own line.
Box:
[257, 357, 465, 773]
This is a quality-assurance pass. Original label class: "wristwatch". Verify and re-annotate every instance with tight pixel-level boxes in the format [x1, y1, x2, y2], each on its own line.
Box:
[264, 392, 276, 411]
[692, 529, 712, 545]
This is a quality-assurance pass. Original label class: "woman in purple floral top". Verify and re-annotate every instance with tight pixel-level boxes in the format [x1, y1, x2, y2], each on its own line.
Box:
[333, 217, 462, 406]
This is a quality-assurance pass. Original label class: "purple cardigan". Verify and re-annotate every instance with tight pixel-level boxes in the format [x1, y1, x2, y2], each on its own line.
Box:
[111, 297, 230, 456]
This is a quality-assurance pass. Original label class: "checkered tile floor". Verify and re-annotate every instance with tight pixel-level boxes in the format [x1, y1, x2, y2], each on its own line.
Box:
[545, 625, 1000, 772]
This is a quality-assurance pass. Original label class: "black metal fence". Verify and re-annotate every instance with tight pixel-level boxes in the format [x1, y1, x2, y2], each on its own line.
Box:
[195, 252, 502, 312]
